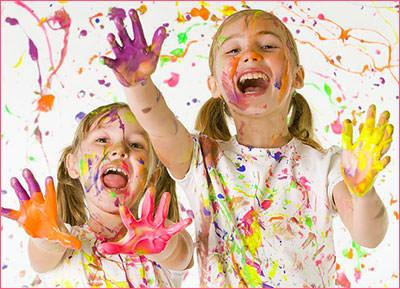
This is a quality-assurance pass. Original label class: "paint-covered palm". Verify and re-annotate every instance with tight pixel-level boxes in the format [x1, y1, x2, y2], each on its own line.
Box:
[101, 8, 167, 87]
[98, 187, 192, 255]
[341, 105, 393, 197]
[1, 169, 81, 249]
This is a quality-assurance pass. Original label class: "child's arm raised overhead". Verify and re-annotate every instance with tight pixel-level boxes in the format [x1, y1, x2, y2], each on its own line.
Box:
[102, 8, 193, 179]
[333, 105, 393, 248]
[1, 169, 81, 272]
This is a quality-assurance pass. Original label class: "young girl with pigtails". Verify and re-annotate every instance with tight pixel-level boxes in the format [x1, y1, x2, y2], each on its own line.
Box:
[2, 102, 193, 287]
[101, 7, 393, 288]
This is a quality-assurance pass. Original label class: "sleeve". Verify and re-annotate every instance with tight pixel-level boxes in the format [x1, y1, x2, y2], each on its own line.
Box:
[326, 145, 344, 213]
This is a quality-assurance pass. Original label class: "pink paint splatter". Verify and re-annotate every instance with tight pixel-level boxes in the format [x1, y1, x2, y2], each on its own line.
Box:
[163, 72, 180, 87]
[336, 271, 351, 287]
[330, 115, 343, 135]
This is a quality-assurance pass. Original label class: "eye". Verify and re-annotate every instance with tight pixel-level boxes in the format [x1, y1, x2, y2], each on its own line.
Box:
[225, 48, 240, 55]
[129, 142, 144, 149]
[261, 44, 277, 51]
[96, 137, 108, 144]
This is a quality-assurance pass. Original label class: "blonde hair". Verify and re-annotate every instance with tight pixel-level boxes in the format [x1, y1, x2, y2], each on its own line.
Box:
[57, 102, 179, 226]
[196, 9, 323, 151]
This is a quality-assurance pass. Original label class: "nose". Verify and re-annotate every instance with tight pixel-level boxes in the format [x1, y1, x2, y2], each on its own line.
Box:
[109, 143, 129, 159]
[241, 51, 263, 63]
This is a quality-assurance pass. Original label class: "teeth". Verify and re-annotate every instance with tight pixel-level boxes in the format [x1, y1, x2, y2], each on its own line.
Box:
[105, 167, 127, 177]
[239, 72, 268, 83]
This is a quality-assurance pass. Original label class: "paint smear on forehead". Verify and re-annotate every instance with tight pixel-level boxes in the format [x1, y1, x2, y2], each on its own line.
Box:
[121, 110, 137, 125]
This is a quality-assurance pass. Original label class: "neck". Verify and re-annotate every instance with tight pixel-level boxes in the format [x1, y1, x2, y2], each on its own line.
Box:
[232, 110, 292, 148]
[86, 201, 125, 240]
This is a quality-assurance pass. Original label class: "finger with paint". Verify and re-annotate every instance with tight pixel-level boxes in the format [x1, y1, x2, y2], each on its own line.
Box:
[1, 168, 81, 250]
[340, 105, 393, 197]
[98, 187, 192, 255]
[100, 8, 167, 87]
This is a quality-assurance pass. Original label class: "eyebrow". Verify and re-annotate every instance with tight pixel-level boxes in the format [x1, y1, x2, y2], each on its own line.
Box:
[219, 31, 281, 47]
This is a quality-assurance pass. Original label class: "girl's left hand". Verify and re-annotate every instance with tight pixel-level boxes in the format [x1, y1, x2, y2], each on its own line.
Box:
[341, 104, 393, 197]
[97, 187, 192, 255]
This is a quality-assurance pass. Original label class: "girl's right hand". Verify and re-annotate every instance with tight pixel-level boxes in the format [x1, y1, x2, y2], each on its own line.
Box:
[1, 169, 81, 250]
[101, 8, 167, 87]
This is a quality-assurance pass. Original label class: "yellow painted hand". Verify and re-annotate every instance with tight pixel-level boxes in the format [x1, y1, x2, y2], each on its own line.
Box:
[341, 105, 393, 197]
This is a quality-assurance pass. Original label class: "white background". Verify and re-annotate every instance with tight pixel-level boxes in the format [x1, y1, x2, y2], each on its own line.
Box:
[1, 1, 399, 287]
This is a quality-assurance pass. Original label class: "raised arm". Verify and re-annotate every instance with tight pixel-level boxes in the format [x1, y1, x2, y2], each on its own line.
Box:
[333, 105, 393, 248]
[1, 169, 81, 272]
[101, 8, 193, 179]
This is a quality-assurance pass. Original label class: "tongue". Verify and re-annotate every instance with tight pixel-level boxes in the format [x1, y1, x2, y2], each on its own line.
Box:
[244, 86, 264, 93]
[103, 174, 127, 189]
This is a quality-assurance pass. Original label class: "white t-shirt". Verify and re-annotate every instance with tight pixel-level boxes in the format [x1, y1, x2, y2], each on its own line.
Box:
[36, 225, 185, 288]
[173, 134, 343, 287]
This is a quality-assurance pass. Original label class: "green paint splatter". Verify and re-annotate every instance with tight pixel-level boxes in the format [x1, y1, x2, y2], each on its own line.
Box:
[28, 156, 35, 161]
[305, 215, 313, 229]
[177, 32, 188, 44]
[159, 56, 170, 67]
[238, 174, 245, 179]
[170, 48, 184, 57]
[324, 125, 329, 133]
[324, 83, 332, 97]
[110, 191, 116, 198]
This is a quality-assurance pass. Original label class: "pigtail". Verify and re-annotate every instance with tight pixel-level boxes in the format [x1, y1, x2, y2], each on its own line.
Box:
[288, 92, 323, 151]
[195, 97, 231, 141]
[57, 146, 87, 226]
[154, 163, 179, 223]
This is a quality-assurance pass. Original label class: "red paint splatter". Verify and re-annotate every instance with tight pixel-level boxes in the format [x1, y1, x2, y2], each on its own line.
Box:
[336, 271, 351, 287]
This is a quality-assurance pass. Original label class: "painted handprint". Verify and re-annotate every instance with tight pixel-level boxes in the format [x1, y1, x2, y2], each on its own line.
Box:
[341, 105, 393, 197]
[98, 187, 192, 255]
[1, 169, 81, 249]
[101, 8, 167, 87]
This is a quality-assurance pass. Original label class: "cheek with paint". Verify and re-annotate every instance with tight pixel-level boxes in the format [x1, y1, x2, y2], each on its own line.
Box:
[221, 56, 250, 110]
[79, 152, 104, 194]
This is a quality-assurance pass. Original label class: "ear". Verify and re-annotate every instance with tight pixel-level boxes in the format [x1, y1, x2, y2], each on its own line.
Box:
[293, 65, 304, 89]
[207, 75, 222, 99]
[66, 153, 80, 179]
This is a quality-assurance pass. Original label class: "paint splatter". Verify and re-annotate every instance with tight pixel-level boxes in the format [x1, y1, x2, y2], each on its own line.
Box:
[163, 72, 180, 87]
[37, 94, 55, 112]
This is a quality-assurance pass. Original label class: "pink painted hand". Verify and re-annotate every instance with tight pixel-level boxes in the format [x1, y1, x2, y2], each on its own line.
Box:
[1, 169, 81, 249]
[101, 8, 167, 87]
[341, 105, 393, 197]
[98, 187, 192, 255]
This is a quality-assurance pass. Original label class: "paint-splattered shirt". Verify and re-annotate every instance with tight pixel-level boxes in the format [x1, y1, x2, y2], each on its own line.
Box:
[173, 134, 343, 287]
[36, 225, 185, 288]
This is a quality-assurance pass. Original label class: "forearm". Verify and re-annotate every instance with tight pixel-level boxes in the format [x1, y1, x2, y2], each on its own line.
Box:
[124, 78, 193, 178]
[146, 229, 194, 271]
[350, 187, 388, 248]
[28, 237, 67, 273]
[124, 78, 182, 139]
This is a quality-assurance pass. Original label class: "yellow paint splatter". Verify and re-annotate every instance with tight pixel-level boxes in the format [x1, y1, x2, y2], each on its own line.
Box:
[240, 264, 262, 287]
[13, 53, 24, 68]
[268, 260, 279, 279]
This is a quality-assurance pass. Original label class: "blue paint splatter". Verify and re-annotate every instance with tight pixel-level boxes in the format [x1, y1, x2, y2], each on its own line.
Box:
[237, 165, 246, 172]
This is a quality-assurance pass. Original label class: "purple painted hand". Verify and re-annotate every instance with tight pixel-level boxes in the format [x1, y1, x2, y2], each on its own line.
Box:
[101, 8, 167, 87]
[1, 169, 81, 249]
[98, 187, 192, 255]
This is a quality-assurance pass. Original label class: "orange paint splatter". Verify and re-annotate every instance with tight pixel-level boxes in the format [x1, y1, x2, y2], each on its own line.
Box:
[268, 216, 284, 222]
[136, 4, 147, 15]
[229, 56, 240, 79]
[190, 6, 210, 21]
[37, 94, 55, 112]
[88, 54, 99, 64]
[390, 195, 397, 206]
[78, 67, 83, 74]
[394, 211, 399, 220]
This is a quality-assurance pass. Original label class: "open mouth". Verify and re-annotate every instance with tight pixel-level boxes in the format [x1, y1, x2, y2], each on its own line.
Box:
[237, 71, 270, 95]
[101, 167, 129, 190]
